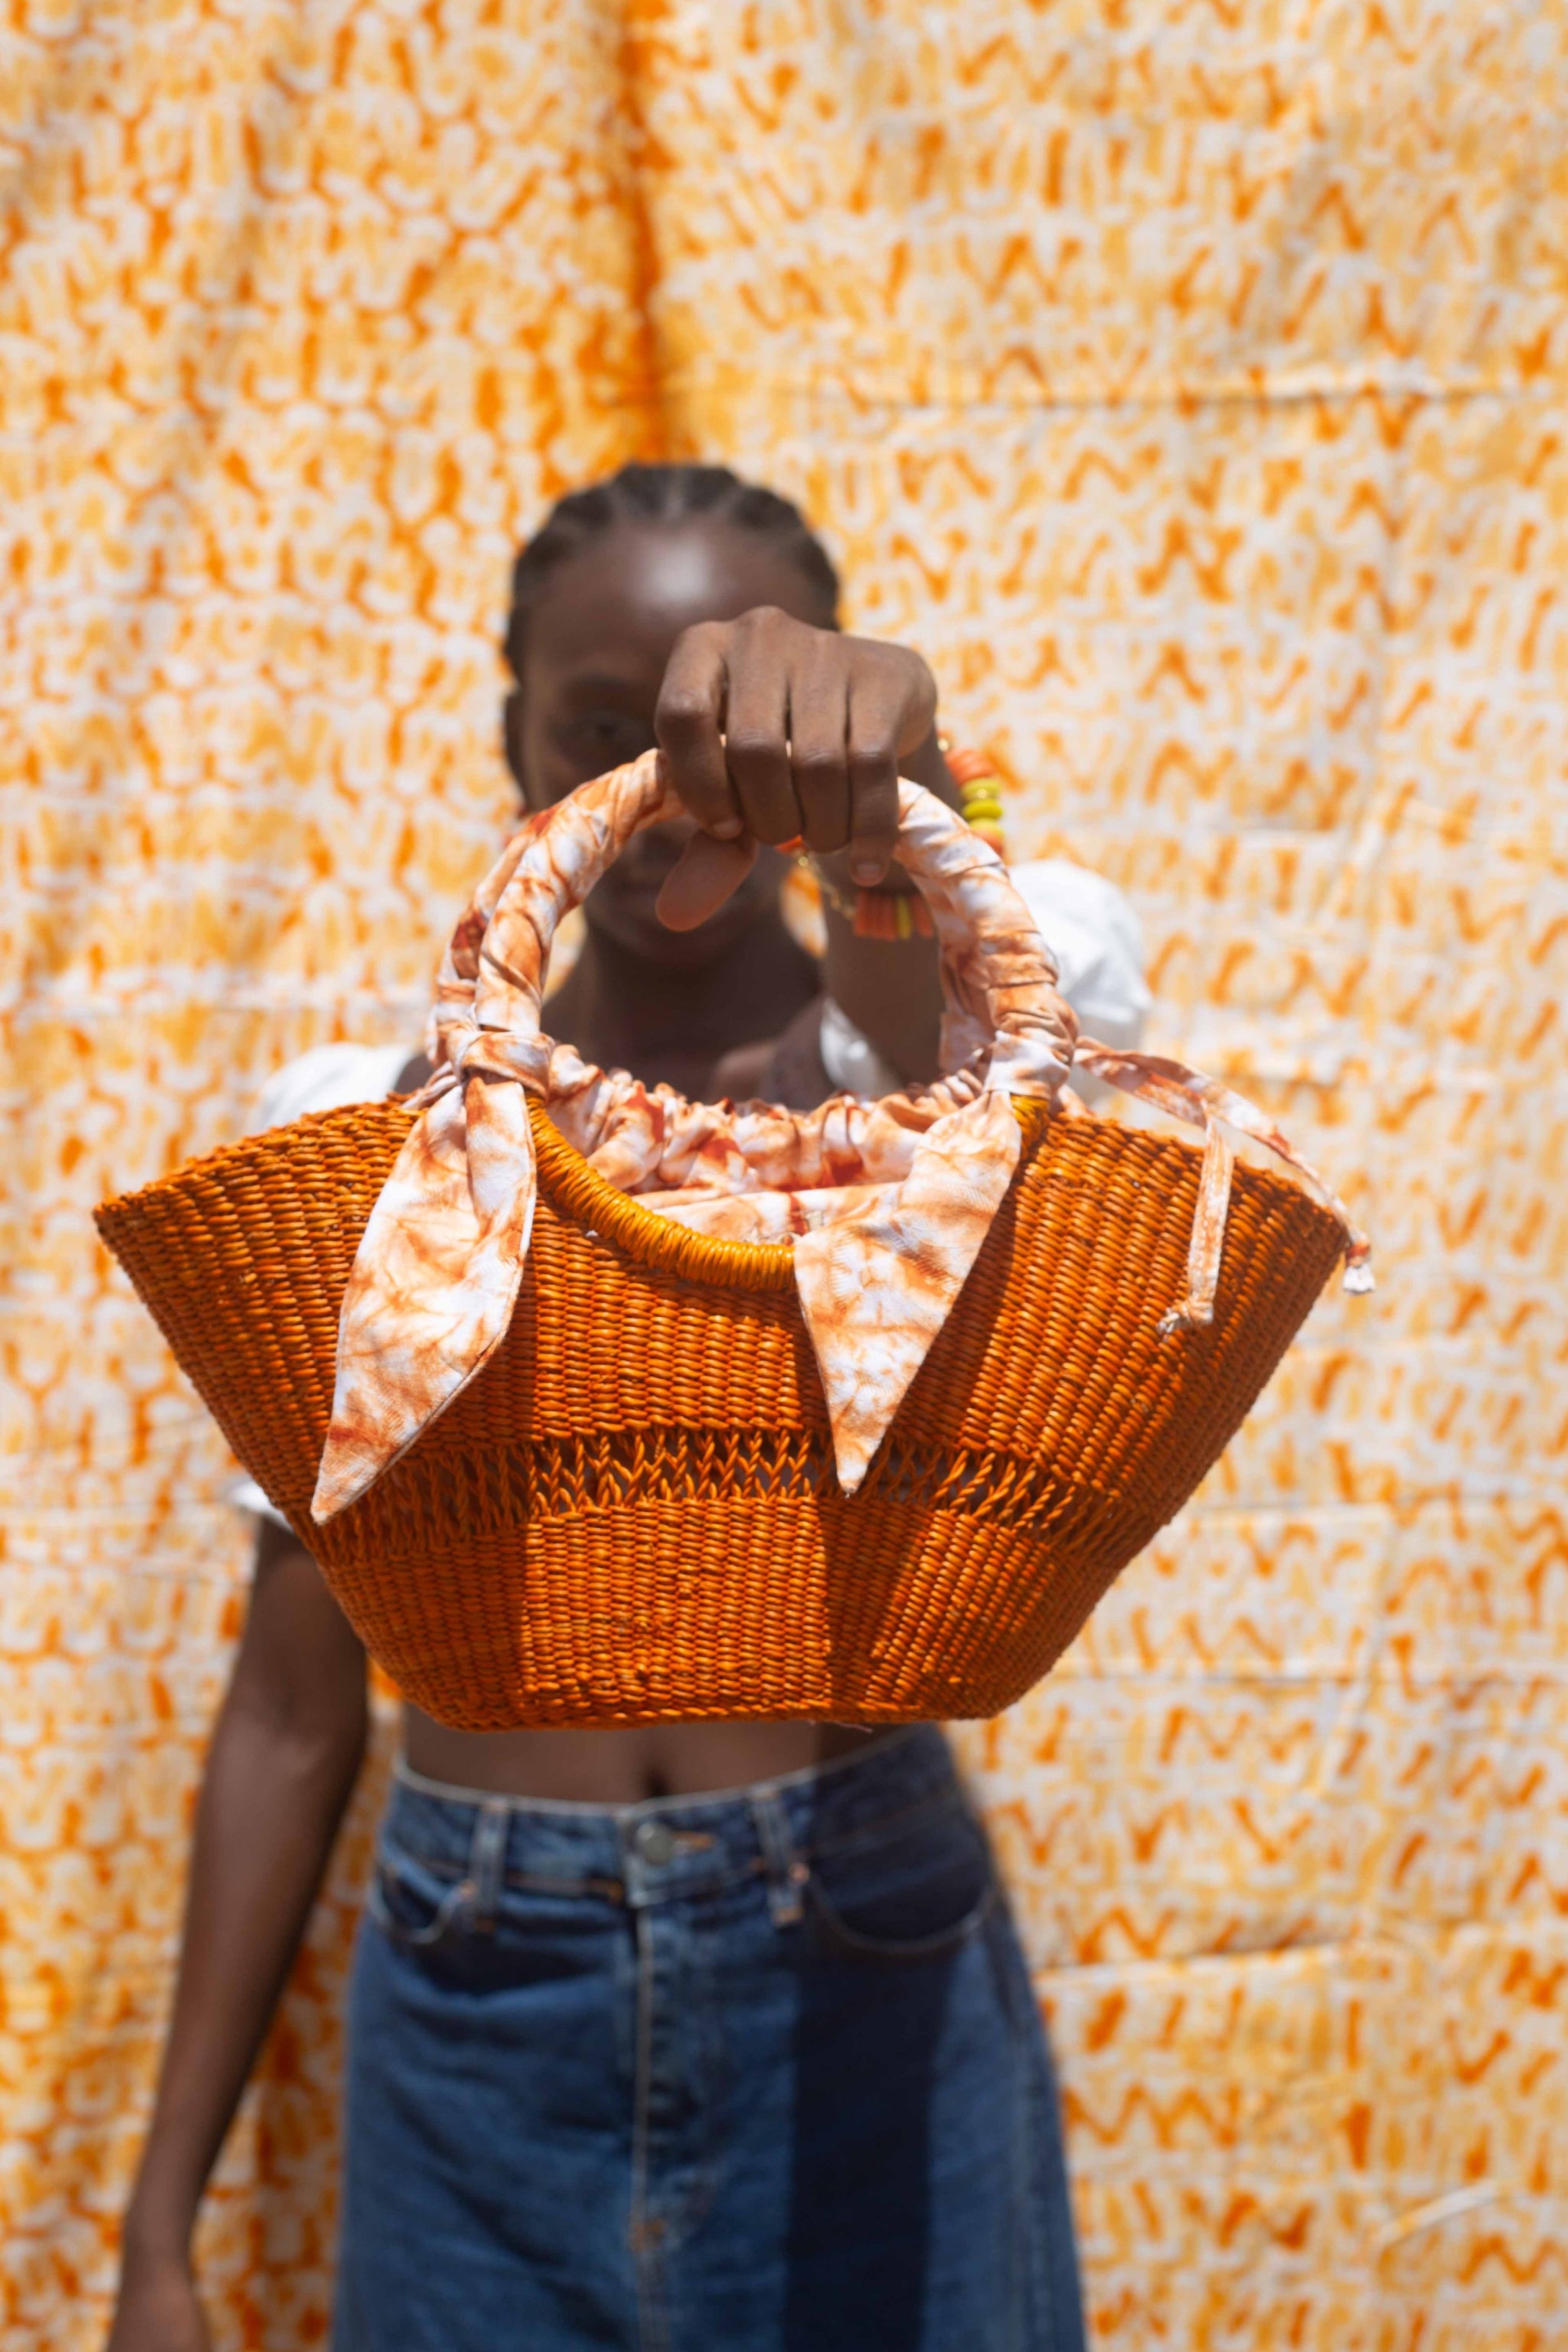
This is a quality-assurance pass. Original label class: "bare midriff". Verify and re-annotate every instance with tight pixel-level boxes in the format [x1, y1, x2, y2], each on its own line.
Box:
[400, 1710, 900, 1803]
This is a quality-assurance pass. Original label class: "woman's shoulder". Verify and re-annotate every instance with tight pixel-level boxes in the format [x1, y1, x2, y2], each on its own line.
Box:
[250, 1040, 415, 1136]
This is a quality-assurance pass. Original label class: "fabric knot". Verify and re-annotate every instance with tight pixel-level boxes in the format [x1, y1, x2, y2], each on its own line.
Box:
[310, 757, 1368, 1525]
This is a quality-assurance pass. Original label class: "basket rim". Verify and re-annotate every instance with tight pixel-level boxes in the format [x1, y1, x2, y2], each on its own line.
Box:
[521, 1090, 1351, 1298]
[527, 1093, 1063, 1295]
[96, 1086, 1345, 1307]
[529, 1094, 793, 1292]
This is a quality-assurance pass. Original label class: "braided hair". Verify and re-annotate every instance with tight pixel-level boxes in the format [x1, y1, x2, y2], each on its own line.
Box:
[505, 463, 841, 680]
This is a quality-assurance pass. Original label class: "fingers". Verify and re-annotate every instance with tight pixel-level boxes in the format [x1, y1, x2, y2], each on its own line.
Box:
[655, 624, 743, 840]
[655, 609, 939, 884]
[798, 641, 926, 882]
[721, 622, 799, 846]
[655, 830, 758, 932]
[656, 611, 802, 848]
[844, 662, 907, 884]
[786, 633, 852, 858]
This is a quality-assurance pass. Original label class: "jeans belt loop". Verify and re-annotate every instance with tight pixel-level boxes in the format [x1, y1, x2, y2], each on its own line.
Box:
[750, 1788, 808, 1929]
[466, 1798, 511, 1933]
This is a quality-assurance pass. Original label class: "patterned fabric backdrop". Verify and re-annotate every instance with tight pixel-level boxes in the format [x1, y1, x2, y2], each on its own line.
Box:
[3, 3, 1564, 2344]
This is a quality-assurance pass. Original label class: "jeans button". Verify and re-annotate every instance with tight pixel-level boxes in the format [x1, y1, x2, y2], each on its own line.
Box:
[635, 1820, 676, 1867]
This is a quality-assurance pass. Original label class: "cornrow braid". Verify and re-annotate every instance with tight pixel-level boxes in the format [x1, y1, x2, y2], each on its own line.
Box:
[505, 462, 841, 680]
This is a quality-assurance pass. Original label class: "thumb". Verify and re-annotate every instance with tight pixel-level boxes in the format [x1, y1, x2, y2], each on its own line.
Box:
[655, 830, 759, 932]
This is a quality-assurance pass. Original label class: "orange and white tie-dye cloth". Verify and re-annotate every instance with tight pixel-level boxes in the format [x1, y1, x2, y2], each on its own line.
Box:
[312, 753, 1079, 1511]
[313, 753, 1369, 1519]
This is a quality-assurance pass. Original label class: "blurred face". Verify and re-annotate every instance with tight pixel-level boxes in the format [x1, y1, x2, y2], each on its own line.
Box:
[505, 517, 835, 965]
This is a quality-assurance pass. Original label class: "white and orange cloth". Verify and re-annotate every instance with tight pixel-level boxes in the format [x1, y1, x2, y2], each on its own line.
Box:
[312, 753, 1074, 1512]
[310, 756, 1368, 1524]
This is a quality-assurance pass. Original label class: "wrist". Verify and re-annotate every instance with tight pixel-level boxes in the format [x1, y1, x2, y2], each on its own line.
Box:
[120, 2190, 198, 2273]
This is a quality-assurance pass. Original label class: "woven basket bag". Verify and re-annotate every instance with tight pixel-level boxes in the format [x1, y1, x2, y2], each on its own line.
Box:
[96, 771, 1364, 1730]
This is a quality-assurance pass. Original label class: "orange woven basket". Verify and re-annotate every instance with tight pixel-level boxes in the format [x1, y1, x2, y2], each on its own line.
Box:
[95, 766, 1362, 1730]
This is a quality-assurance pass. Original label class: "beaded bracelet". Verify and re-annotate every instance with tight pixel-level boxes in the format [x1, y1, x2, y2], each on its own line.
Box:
[942, 741, 1008, 861]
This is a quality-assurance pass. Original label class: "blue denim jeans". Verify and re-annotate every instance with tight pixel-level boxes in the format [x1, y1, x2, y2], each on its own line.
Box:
[335, 1726, 1084, 2352]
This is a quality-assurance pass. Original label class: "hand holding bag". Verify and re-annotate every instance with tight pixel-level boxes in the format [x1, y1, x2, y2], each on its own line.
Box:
[96, 755, 1369, 1729]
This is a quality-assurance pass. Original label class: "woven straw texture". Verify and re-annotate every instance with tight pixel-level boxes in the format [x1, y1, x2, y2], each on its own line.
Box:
[96, 1096, 1344, 1729]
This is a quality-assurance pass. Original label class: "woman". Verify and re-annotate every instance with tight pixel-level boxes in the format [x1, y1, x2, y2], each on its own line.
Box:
[109, 465, 1088, 2352]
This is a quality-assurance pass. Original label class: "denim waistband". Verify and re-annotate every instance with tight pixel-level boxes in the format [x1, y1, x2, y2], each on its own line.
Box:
[381, 1725, 965, 1911]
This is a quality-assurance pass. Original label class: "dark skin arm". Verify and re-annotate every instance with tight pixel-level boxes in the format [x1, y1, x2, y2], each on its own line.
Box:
[109, 1526, 368, 2352]
[812, 717, 956, 1086]
[108, 608, 957, 2338]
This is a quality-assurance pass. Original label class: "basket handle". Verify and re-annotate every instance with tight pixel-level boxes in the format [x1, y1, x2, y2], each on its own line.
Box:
[312, 754, 1371, 1523]
[430, 750, 1371, 1320]
[430, 750, 1079, 1108]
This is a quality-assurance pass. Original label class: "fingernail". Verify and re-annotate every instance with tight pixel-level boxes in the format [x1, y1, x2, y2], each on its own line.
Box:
[852, 858, 884, 886]
[711, 817, 744, 840]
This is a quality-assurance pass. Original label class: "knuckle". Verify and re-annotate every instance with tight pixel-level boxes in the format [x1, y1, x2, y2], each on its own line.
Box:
[792, 747, 846, 791]
[655, 686, 714, 737]
[671, 618, 725, 655]
[848, 746, 898, 792]
[724, 727, 782, 767]
[885, 639, 933, 685]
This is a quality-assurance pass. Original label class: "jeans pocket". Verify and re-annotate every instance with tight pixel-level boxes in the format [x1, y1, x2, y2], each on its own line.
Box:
[366, 1845, 470, 1951]
[805, 1798, 996, 1963]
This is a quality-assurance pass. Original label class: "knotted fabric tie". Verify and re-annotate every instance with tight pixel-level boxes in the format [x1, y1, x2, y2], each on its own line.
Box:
[1070, 1047, 1373, 1329]
[312, 756, 1076, 1519]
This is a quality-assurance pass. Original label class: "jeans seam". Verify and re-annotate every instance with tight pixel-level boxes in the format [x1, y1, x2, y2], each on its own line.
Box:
[805, 1868, 998, 1962]
[466, 1798, 510, 1934]
[801, 1783, 966, 1866]
[376, 1846, 614, 1903]
[376, 1844, 464, 1886]
[365, 1864, 472, 1950]
[630, 1907, 668, 2352]
[751, 1789, 808, 1928]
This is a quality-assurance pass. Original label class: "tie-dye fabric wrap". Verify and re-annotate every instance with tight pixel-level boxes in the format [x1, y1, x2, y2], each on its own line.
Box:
[312, 754, 1370, 1521]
